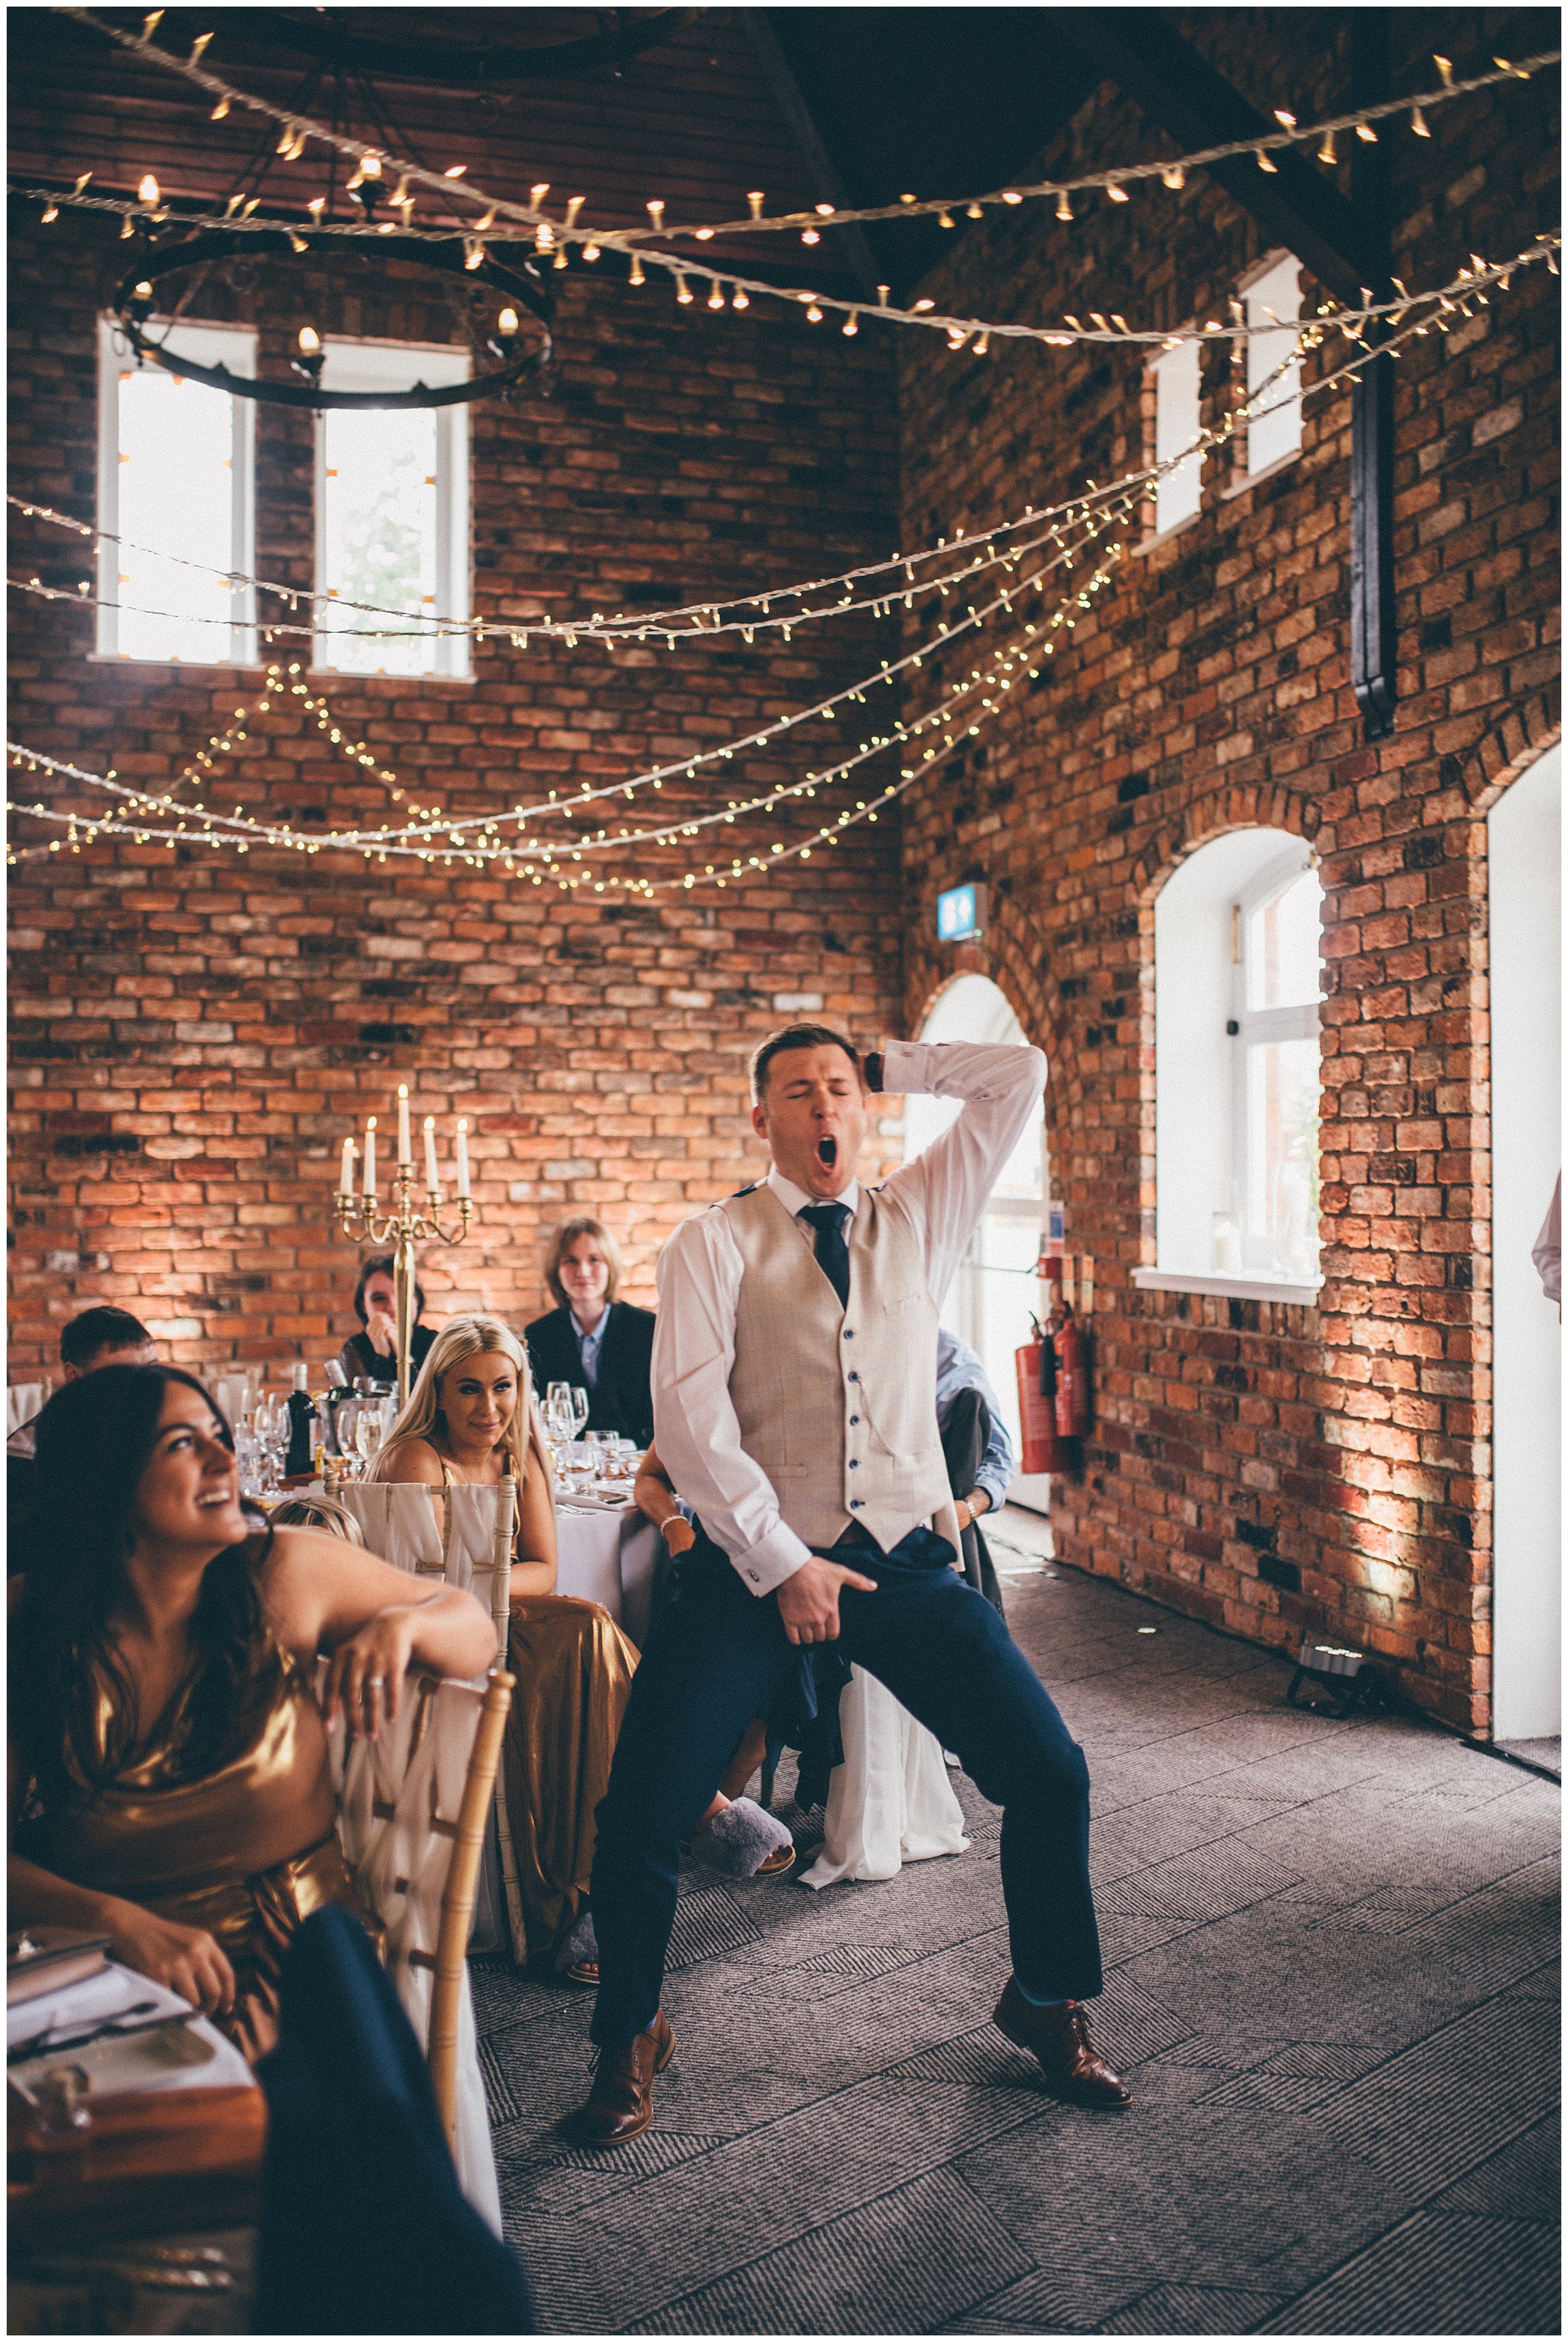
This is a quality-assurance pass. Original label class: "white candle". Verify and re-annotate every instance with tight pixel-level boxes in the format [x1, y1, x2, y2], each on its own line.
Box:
[455, 1119, 470, 1198]
[363, 1117, 376, 1195]
[423, 1115, 440, 1194]
[396, 1084, 413, 1166]
[340, 1135, 356, 1196]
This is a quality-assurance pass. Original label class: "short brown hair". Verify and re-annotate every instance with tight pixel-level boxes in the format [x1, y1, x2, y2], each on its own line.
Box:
[544, 1217, 623, 1310]
[750, 1024, 861, 1103]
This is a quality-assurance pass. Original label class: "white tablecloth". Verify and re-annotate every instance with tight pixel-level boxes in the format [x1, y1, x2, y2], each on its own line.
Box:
[8, 1384, 45, 1438]
[556, 1504, 664, 1646]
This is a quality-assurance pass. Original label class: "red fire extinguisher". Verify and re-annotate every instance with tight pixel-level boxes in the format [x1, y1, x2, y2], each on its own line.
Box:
[1015, 1313, 1069, 1475]
[1053, 1300, 1093, 1439]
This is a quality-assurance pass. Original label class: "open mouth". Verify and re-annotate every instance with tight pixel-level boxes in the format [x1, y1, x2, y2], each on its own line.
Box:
[815, 1135, 838, 1171]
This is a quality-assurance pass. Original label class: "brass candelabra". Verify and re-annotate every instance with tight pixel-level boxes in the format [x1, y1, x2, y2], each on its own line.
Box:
[336, 1088, 472, 1407]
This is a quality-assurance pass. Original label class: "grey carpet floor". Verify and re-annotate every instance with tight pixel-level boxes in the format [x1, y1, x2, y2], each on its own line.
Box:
[472, 1519, 1560, 2336]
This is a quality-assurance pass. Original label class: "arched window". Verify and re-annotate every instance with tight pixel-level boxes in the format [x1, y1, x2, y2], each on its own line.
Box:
[906, 975, 1045, 1488]
[1135, 828, 1323, 1303]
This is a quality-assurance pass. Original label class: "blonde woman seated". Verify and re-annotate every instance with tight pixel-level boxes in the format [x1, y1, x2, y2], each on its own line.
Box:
[8, 1367, 495, 2063]
[370, 1315, 637, 1983]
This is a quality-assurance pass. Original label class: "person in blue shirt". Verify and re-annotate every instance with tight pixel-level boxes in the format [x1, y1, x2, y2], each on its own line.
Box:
[935, 1328, 1015, 1613]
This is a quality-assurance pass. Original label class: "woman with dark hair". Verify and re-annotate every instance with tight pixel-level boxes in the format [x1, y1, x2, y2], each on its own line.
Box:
[343, 1253, 437, 1388]
[524, 1217, 655, 1447]
[7, 1365, 495, 2056]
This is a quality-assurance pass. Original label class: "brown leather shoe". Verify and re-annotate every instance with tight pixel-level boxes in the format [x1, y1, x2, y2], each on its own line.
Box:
[563, 2010, 675, 2146]
[992, 1979, 1133, 2109]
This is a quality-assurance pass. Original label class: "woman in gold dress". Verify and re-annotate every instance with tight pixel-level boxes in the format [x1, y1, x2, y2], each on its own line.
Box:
[371, 1315, 638, 1982]
[8, 1365, 496, 2059]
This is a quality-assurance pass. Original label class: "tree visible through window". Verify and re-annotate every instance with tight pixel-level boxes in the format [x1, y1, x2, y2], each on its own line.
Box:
[315, 340, 470, 679]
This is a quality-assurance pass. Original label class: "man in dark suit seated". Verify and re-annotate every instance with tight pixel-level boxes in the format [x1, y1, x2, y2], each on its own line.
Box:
[526, 1217, 655, 1448]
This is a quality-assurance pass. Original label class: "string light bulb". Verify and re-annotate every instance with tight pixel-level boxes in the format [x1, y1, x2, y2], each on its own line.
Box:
[1257, 147, 1278, 172]
[842, 310, 858, 336]
[731, 285, 749, 310]
[1433, 54, 1454, 87]
[297, 326, 320, 354]
[209, 93, 229, 119]
[707, 279, 724, 310]
[1056, 189, 1073, 221]
[646, 198, 665, 231]
[674, 272, 693, 305]
[628, 253, 645, 287]
[746, 191, 765, 218]
[137, 174, 160, 206]
[1411, 105, 1431, 135]
[802, 227, 820, 245]
[496, 307, 519, 336]
[1274, 109, 1298, 129]
[1355, 121, 1378, 142]
[583, 243, 601, 262]
[1318, 128, 1337, 164]
[1162, 162, 1186, 189]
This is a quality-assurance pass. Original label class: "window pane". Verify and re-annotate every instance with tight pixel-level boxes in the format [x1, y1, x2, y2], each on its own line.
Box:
[1247, 867, 1322, 1010]
[319, 408, 440, 677]
[1153, 337, 1202, 535]
[1246, 254, 1302, 475]
[117, 364, 238, 664]
[1244, 1034, 1320, 1279]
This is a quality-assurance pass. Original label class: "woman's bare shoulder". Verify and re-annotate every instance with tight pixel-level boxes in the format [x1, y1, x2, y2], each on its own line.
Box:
[374, 1437, 446, 1486]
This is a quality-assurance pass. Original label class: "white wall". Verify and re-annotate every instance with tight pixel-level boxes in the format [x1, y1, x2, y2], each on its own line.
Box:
[1154, 827, 1300, 1274]
[1488, 744, 1562, 1741]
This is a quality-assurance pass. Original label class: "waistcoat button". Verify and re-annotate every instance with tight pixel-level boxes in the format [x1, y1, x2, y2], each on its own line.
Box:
[849, 1414, 860, 1426]
[850, 1497, 863, 1508]
[843, 1328, 854, 1338]
[848, 1458, 859, 1468]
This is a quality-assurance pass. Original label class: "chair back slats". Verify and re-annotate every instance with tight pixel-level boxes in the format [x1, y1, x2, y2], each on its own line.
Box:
[425, 1668, 514, 2153]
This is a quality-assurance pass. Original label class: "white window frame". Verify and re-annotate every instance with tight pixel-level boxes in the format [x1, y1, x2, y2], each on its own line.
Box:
[312, 337, 470, 680]
[1231, 845, 1322, 1279]
[1137, 826, 1323, 1306]
[1243, 251, 1303, 477]
[1152, 334, 1203, 536]
[95, 314, 257, 666]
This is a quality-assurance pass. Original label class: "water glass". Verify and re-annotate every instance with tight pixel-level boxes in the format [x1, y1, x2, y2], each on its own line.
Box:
[355, 1407, 384, 1466]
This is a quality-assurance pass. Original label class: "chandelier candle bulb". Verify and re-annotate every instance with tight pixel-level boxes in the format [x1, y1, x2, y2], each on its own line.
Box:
[423, 1116, 440, 1195]
[396, 1085, 412, 1165]
[340, 1136, 356, 1198]
[363, 1119, 376, 1197]
[455, 1122, 471, 1199]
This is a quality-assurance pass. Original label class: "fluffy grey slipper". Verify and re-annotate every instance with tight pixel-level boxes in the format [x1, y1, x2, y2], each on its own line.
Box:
[554, 1909, 598, 1979]
[691, 1796, 796, 1878]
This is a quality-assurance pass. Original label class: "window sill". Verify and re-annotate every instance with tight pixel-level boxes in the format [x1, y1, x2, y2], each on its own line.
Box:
[1132, 1266, 1322, 1307]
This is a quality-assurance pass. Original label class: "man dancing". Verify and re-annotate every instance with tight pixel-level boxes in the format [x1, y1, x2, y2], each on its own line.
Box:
[568, 1024, 1129, 2143]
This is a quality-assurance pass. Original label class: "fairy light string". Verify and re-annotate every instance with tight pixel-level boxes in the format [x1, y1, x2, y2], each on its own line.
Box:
[9, 245, 1556, 877]
[50, 11, 1555, 260]
[36, 14, 1559, 356]
[8, 233, 1555, 662]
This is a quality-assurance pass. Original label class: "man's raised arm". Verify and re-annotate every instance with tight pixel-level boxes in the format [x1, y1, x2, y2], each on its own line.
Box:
[874, 1037, 1047, 1306]
[650, 1214, 815, 1595]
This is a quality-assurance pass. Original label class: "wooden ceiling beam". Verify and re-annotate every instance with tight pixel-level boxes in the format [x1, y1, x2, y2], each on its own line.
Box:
[1052, 7, 1382, 305]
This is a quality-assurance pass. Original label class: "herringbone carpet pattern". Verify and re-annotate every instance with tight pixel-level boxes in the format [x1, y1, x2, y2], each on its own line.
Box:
[473, 1517, 1560, 2335]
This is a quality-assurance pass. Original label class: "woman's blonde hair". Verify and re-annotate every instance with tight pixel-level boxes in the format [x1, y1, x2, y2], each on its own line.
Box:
[371, 1313, 546, 1492]
[270, 1492, 366, 1544]
[544, 1216, 622, 1310]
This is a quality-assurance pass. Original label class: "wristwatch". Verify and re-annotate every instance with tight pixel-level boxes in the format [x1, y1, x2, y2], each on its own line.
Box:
[864, 1051, 884, 1094]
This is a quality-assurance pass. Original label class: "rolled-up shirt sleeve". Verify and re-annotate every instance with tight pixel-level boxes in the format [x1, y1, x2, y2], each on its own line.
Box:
[651, 1212, 815, 1595]
[878, 1038, 1048, 1306]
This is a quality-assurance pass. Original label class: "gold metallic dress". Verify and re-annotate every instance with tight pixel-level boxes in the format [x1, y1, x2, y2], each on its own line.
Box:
[497, 1592, 638, 1965]
[48, 1642, 368, 2053]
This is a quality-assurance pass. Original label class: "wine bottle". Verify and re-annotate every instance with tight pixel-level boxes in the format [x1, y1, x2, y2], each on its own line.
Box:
[285, 1363, 320, 1478]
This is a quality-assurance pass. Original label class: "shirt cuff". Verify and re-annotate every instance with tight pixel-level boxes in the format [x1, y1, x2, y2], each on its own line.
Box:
[973, 1465, 1012, 1514]
[729, 1520, 815, 1596]
[877, 1037, 926, 1094]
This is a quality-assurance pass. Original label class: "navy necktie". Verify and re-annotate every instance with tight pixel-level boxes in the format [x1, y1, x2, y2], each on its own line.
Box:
[800, 1202, 851, 1310]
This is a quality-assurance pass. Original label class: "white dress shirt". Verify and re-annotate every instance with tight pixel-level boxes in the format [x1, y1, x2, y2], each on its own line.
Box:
[652, 1037, 1046, 1593]
[572, 1306, 610, 1389]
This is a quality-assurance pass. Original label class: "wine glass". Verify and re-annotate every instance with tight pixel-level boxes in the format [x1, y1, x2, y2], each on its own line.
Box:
[569, 1386, 590, 1441]
[253, 1396, 287, 1493]
[356, 1407, 384, 1468]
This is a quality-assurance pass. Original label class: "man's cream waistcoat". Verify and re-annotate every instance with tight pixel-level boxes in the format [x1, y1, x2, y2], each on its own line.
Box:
[716, 1183, 959, 1558]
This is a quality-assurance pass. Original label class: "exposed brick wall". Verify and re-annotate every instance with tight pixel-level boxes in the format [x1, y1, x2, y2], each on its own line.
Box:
[896, 9, 1559, 1732]
[7, 211, 904, 1372]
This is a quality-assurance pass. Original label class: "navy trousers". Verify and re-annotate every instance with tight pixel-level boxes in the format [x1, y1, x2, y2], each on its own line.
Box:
[589, 1526, 1104, 2049]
